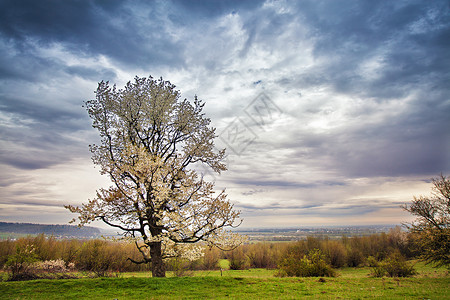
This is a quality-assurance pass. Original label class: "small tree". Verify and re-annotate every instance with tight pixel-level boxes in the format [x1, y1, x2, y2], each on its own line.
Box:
[5, 244, 40, 281]
[66, 76, 243, 277]
[402, 174, 450, 267]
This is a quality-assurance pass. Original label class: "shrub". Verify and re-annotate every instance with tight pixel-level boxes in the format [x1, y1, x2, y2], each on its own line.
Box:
[5, 244, 40, 281]
[166, 257, 194, 277]
[346, 248, 364, 267]
[0, 239, 16, 269]
[76, 240, 113, 277]
[277, 249, 335, 277]
[31, 259, 73, 274]
[228, 248, 249, 270]
[322, 240, 348, 268]
[198, 247, 220, 270]
[31, 234, 58, 261]
[59, 239, 82, 265]
[371, 264, 386, 278]
[246, 243, 283, 269]
[366, 256, 378, 267]
[371, 251, 416, 277]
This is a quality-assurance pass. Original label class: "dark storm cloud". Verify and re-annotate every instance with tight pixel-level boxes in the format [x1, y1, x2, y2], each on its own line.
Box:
[0, 0, 449, 226]
[260, 0, 450, 179]
[0, 0, 265, 177]
[285, 99, 450, 178]
[271, 0, 450, 98]
[0, 0, 263, 71]
[220, 0, 449, 181]
[0, 0, 185, 68]
[0, 89, 93, 170]
[171, 0, 263, 19]
[0, 94, 81, 125]
[64, 65, 117, 82]
[0, 0, 260, 174]
[0, 41, 57, 81]
[320, 0, 449, 99]
[238, 3, 300, 56]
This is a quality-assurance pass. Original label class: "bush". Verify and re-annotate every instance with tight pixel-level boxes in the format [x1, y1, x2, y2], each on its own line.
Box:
[0, 239, 16, 269]
[322, 240, 347, 268]
[166, 257, 194, 277]
[228, 248, 249, 270]
[277, 249, 335, 277]
[31, 259, 75, 274]
[198, 247, 220, 270]
[76, 240, 114, 277]
[246, 243, 282, 269]
[31, 234, 58, 261]
[346, 248, 364, 267]
[5, 244, 40, 281]
[371, 251, 416, 277]
[366, 256, 378, 267]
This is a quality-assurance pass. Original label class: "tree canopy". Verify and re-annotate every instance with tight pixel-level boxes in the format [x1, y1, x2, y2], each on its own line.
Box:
[402, 174, 450, 267]
[66, 76, 244, 277]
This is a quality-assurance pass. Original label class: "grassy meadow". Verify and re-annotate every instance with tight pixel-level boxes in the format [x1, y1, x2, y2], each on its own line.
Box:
[1, 262, 448, 299]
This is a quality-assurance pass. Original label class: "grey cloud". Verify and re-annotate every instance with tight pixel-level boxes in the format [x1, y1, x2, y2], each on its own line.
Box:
[0, 95, 82, 125]
[0, 145, 82, 170]
[283, 112, 449, 179]
[0, 155, 58, 170]
[271, 1, 450, 100]
[0, 197, 63, 208]
[241, 188, 266, 196]
[0, 0, 185, 69]
[235, 201, 322, 212]
[0, 92, 93, 170]
[236, 197, 401, 218]
[0, 0, 448, 226]
[171, 0, 263, 20]
[0, 172, 26, 188]
[239, 5, 300, 57]
[64, 66, 117, 82]
[233, 177, 347, 190]
[0, 42, 59, 82]
[265, 1, 450, 179]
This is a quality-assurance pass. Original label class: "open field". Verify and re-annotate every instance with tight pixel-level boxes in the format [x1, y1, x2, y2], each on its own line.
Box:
[1, 262, 449, 299]
[0, 232, 37, 240]
[236, 225, 398, 242]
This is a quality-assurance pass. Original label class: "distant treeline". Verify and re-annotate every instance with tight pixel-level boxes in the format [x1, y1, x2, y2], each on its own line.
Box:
[0, 226, 419, 276]
[0, 222, 101, 238]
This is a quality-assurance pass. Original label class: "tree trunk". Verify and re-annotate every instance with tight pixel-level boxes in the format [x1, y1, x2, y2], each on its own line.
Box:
[150, 242, 166, 277]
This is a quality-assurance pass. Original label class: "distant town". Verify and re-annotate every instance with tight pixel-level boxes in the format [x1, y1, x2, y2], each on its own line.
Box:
[235, 225, 401, 241]
[0, 221, 400, 241]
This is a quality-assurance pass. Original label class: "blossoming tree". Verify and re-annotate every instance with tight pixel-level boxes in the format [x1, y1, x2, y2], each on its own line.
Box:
[66, 76, 244, 277]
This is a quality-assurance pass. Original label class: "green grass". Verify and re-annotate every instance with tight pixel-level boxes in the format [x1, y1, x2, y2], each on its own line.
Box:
[0, 232, 36, 240]
[1, 262, 449, 299]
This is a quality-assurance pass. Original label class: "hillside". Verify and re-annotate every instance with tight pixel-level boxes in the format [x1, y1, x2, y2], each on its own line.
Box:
[0, 222, 101, 238]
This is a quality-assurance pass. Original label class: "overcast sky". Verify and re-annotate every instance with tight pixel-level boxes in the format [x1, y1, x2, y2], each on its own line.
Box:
[1, 0, 449, 228]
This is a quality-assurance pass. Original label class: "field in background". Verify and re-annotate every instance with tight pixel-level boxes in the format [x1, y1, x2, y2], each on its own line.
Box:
[0, 222, 399, 241]
[0, 232, 34, 240]
[1, 261, 448, 299]
[237, 225, 397, 242]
